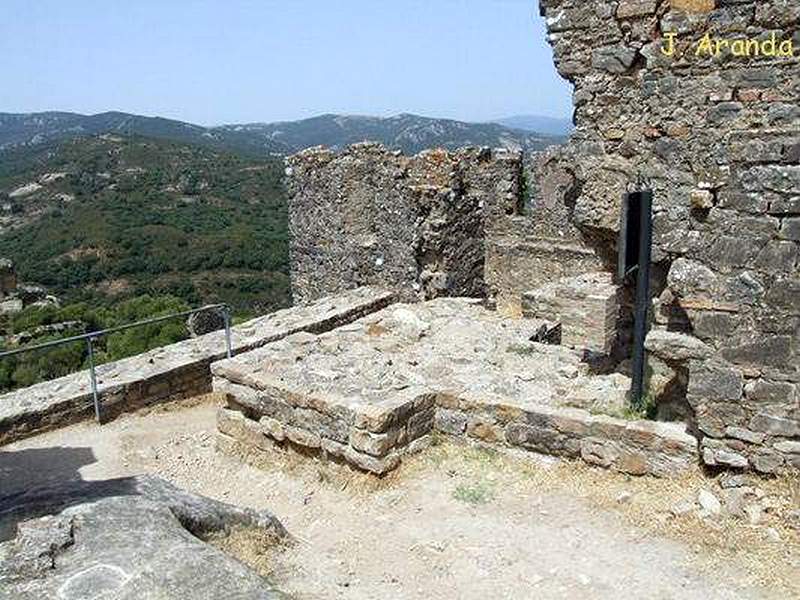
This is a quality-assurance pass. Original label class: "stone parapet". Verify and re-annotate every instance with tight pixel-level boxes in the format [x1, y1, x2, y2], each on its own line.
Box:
[285, 144, 522, 304]
[0, 287, 395, 445]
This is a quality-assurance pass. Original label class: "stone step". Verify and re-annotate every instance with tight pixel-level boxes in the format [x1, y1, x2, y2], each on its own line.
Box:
[521, 271, 621, 355]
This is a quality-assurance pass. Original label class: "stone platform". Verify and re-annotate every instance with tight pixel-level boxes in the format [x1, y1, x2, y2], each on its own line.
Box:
[212, 298, 698, 477]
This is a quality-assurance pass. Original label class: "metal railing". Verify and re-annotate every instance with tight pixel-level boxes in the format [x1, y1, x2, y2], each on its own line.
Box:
[0, 304, 232, 422]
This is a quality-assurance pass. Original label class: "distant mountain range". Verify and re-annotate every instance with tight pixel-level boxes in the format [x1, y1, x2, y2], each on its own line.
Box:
[0, 111, 565, 157]
[492, 114, 574, 136]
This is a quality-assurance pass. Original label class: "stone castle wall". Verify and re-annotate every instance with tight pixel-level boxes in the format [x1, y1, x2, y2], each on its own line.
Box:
[485, 148, 611, 315]
[285, 144, 521, 304]
[538, 0, 799, 471]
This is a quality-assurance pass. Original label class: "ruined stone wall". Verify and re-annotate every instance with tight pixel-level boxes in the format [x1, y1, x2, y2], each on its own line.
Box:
[538, 0, 799, 471]
[485, 148, 610, 315]
[286, 143, 520, 304]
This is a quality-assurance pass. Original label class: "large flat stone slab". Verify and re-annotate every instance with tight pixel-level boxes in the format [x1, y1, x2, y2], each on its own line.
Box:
[213, 298, 698, 477]
[0, 287, 395, 445]
[0, 475, 287, 598]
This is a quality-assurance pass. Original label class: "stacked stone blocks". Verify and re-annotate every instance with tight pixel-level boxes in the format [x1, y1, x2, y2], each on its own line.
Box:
[214, 386, 697, 478]
[537, 0, 800, 471]
[212, 299, 697, 477]
[521, 272, 621, 355]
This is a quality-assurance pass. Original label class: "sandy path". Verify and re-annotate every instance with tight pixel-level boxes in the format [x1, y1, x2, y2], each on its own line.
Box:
[1, 398, 793, 599]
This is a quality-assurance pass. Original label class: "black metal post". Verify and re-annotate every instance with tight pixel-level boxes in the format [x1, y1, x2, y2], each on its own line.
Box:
[630, 190, 653, 412]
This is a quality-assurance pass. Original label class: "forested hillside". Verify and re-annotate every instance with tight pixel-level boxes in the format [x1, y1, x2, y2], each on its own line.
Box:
[0, 135, 290, 315]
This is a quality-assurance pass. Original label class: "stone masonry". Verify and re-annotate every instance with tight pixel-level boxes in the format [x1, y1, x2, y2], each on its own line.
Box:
[281, 1, 799, 473]
[213, 299, 696, 477]
[522, 272, 621, 355]
[538, 0, 799, 472]
[485, 147, 612, 316]
[286, 144, 521, 304]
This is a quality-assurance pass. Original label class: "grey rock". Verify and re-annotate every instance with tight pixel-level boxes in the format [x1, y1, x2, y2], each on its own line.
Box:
[773, 440, 800, 454]
[687, 360, 743, 403]
[723, 487, 757, 520]
[667, 259, 720, 299]
[591, 46, 638, 73]
[697, 489, 722, 516]
[670, 499, 696, 517]
[645, 330, 712, 362]
[749, 413, 800, 437]
[434, 408, 468, 436]
[0, 475, 288, 598]
[779, 217, 800, 241]
[719, 473, 748, 489]
[750, 449, 785, 474]
[703, 446, 748, 469]
[764, 527, 781, 543]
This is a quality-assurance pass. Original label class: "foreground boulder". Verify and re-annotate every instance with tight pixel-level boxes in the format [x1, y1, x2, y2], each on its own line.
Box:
[0, 475, 288, 599]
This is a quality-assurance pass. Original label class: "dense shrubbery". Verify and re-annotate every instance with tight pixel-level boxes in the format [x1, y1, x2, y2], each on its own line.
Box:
[0, 135, 292, 315]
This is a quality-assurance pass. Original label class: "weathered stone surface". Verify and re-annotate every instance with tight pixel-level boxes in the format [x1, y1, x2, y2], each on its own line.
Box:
[687, 360, 743, 403]
[773, 440, 800, 454]
[522, 272, 620, 354]
[349, 427, 403, 457]
[702, 438, 749, 469]
[750, 449, 785, 474]
[0, 476, 287, 598]
[285, 144, 519, 304]
[617, 0, 657, 19]
[697, 489, 722, 516]
[749, 414, 800, 438]
[215, 298, 697, 477]
[592, 46, 638, 74]
[645, 330, 712, 362]
[259, 416, 286, 442]
[434, 408, 468, 435]
[217, 407, 270, 451]
[534, 0, 800, 470]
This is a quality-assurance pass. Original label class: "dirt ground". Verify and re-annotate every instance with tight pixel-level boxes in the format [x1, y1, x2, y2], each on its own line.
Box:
[2, 396, 798, 599]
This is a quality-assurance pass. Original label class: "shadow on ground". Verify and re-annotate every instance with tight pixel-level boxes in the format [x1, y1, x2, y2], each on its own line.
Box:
[0, 445, 96, 495]
[0, 446, 133, 541]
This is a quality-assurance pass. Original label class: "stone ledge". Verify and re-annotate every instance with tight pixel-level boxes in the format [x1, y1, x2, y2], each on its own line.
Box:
[216, 393, 699, 478]
[442, 400, 698, 478]
[0, 287, 396, 446]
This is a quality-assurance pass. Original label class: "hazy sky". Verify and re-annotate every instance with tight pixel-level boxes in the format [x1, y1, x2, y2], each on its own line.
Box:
[1, 0, 572, 126]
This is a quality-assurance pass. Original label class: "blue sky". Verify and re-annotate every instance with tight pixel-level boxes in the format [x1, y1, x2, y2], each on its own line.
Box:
[0, 0, 572, 126]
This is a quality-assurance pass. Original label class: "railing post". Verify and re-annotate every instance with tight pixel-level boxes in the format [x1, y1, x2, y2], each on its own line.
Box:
[86, 336, 101, 422]
[223, 306, 232, 359]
